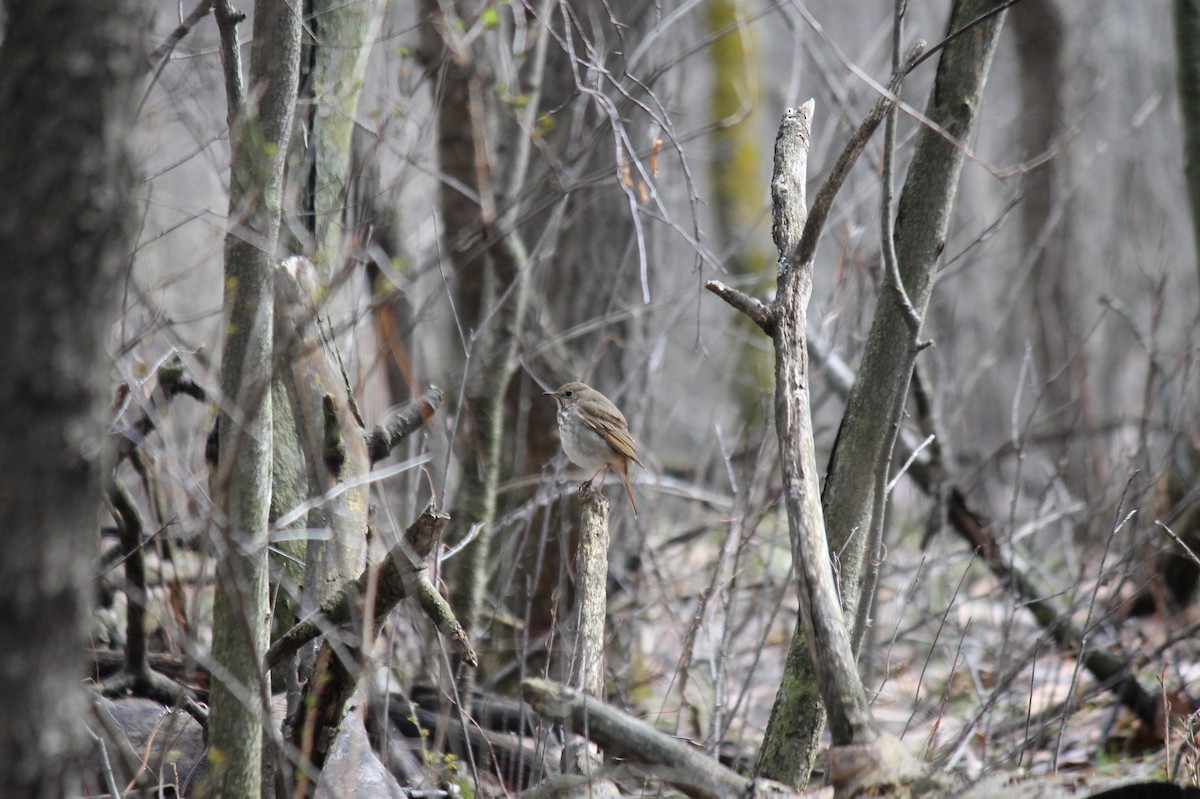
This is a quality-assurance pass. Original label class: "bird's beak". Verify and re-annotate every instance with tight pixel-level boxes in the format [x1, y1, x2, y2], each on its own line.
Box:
[543, 391, 555, 398]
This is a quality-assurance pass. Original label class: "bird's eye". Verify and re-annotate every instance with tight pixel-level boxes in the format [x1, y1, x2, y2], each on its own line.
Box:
[564, 390, 573, 397]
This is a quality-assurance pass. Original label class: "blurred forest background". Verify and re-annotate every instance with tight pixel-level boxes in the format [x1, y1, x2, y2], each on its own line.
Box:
[7, 0, 1200, 795]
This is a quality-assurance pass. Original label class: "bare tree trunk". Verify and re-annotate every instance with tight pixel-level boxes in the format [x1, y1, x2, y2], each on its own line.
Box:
[299, 0, 382, 271]
[289, 0, 380, 462]
[266, 1, 380, 733]
[822, 0, 1008, 641]
[207, 1, 301, 796]
[747, 0, 1010, 783]
[275, 260, 371, 605]
[711, 91, 896, 779]
[0, 1, 148, 795]
[771, 104, 878, 749]
[418, 2, 537, 683]
[1013, 0, 1099, 501]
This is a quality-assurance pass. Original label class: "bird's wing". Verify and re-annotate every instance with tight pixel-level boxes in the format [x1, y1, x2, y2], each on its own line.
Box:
[585, 411, 642, 466]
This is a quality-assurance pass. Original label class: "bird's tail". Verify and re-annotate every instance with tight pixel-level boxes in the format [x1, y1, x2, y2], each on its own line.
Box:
[620, 461, 638, 517]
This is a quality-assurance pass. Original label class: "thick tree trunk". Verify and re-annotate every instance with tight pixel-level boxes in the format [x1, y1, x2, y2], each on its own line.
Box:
[0, 1, 148, 794]
[1013, 0, 1098, 501]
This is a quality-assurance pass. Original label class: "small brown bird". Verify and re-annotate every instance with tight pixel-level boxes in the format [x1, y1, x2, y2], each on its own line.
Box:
[545, 381, 643, 515]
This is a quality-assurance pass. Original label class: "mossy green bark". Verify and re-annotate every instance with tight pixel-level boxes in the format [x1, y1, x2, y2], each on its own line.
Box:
[707, 0, 773, 408]
[268, 377, 307, 691]
[754, 631, 825, 785]
[305, 0, 381, 277]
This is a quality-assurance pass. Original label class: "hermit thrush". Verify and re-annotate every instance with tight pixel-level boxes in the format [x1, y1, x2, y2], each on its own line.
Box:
[545, 382, 642, 515]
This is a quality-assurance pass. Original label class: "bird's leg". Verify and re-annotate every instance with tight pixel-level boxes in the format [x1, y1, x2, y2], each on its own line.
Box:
[578, 466, 610, 494]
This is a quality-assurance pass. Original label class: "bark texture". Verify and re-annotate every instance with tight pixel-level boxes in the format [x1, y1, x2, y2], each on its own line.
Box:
[207, 1, 301, 796]
[300, 0, 382, 272]
[0, 1, 147, 795]
[750, 64, 919, 778]
[558, 492, 619, 797]
[771, 103, 877, 749]
[274, 257, 370, 603]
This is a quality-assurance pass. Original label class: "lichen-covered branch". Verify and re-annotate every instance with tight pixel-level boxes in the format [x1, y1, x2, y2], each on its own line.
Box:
[299, 0, 382, 270]
[715, 43, 932, 787]
[765, 104, 877, 750]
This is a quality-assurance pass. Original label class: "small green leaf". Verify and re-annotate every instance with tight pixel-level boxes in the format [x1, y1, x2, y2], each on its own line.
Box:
[534, 113, 556, 137]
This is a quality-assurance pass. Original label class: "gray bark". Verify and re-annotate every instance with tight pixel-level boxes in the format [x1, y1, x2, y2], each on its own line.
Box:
[738, 55, 925, 776]
[207, 1, 301, 796]
[271, 0, 379, 717]
[712, 0, 1011, 774]
[558, 493, 620, 797]
[300, 0, 382, 270]
[274, 257, 370, 603]
[0, 1, 148, 795]
[770, 103, 877, 748]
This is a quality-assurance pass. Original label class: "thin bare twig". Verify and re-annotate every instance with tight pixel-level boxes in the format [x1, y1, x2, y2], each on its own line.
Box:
[150, 0, 215, 65]
[213, 0, 246, 122]
[1158, 519, 1200, 568]
[794, 42, 926, 274]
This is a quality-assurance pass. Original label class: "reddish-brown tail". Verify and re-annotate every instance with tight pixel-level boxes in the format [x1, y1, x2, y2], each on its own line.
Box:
[619, 461, 638, 516]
